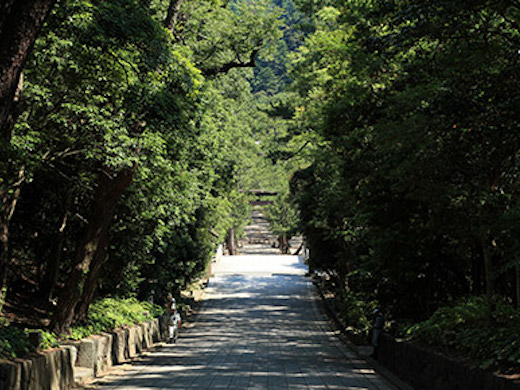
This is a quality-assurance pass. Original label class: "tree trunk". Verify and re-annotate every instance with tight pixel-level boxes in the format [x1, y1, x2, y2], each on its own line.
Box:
[471, 243, 483, 294]
[51, 166, 135, 334]
[516, 265, 520, 309]
[164, 0, 183, 33]
[227, 227, 235, 255]
[0, 0, 56, 137]
[279, 235, 289, 254]
[40, 193, 72, 300]
[0, 0, 55, 309]
[481, 234, 496, 318]
[74, 232, 108, 324]
[481, 235, 494, 301]
[0, 166, 24, 308]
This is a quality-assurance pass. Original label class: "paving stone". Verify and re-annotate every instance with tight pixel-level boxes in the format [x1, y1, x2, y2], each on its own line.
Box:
[83, 254, 399, 390]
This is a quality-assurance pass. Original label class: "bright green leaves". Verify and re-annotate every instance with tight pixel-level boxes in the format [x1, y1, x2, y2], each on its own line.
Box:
[177, 0, 283, 75]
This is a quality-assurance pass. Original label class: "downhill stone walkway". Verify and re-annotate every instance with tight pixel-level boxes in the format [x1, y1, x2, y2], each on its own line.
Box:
[83, 254, 397, 390]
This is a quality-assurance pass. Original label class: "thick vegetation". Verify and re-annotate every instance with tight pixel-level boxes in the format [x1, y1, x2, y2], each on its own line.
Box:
[287, 0, 520, 372]
[0, 297, 162, 358]
[1, 0, 519, 376]
[0, 0, 289, 340]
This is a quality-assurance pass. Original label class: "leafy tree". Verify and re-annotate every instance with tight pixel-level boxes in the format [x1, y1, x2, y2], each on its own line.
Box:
[0, 0, 57, 304]
[266, 189, 300, 253]
[289, 0, 520, 320]
[2, 0, 291, 334]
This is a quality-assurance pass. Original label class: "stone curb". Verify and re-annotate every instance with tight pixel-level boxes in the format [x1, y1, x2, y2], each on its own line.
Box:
[0, 346, 75, 390]
[0, 315, 170, 390]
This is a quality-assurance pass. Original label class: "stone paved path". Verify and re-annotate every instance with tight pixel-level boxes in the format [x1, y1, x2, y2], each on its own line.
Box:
[84, 254, 397, 389]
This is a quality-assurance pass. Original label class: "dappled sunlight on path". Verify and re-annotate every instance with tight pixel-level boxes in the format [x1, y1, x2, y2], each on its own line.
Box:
[83, 255, 396, 389]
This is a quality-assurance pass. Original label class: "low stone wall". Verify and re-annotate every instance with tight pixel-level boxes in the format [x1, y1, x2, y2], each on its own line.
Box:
[0, 315, 170, 390]
[0, 346, 75, 390]
[378, 334, 520, 390]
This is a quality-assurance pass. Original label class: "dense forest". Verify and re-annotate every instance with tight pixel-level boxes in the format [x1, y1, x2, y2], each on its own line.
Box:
[1, 0, 520, 375]
[287, 0, 520, 373]
[0, 0, 293, 337]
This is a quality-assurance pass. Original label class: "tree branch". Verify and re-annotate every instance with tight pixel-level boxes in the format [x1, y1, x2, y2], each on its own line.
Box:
[200, 49, 260, 76]
[164, 0, 183, 33]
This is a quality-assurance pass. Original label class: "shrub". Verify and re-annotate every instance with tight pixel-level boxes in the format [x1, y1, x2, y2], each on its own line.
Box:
[68, 297, 164, 340]
[403, 296, 520, 372]
[337, 290, 378, 336]
[0, 325, 34, 358]
[0, 298, 164, 358]
[38, 330, 60, 350]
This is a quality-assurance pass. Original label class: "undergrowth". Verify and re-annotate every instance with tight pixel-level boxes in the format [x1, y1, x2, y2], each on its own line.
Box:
[402, 296, 520, 373]
[321, 276, 520, 374]
[68, 297, 164, 340]
[0, 325, 34, 358]
[0, 297, 164, 358]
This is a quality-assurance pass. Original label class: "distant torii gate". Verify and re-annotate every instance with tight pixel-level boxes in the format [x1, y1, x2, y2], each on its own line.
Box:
[225, 190, 278, 255]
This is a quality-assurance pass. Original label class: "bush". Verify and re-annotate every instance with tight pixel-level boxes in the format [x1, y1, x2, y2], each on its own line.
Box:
[68, 297, 164, 340]
[337, 290, 378, 336]
[403, 296, 520, 372]
[0, 298, 164, 358]
[318, 274, 379, 339]
[0, 325, 34, 358]
[39, 330, 59, 350]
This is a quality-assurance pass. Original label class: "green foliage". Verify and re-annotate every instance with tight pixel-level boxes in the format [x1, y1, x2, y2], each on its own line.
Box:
[5, 0, 294, 333]
[0, 326, 34, 359]
[266, 190, 300, 239]
[337, 289, 377, 336]
[38, 330, 60, 350]
[281, 1, 520, 373]
[289, 0, 520, 321]
[0, 298, 162, 358]
[403, 297, 520, 371]
[68, 297, 164, 340]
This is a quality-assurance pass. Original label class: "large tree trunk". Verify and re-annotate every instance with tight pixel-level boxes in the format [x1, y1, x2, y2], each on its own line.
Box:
[51, 166, 135, 334]
[164, 0, 183, 33]
[74, 232, 108, 324]
[40, 193, 72, 300]
[0, 0, 56, 137]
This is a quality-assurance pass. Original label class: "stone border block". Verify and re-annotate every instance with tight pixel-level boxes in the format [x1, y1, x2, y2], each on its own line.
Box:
[0, 316, 169, 389]
[0, 359, 21, 390]
[111, 328, 128, 365]
[0, 346, 74, 390]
